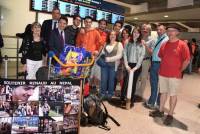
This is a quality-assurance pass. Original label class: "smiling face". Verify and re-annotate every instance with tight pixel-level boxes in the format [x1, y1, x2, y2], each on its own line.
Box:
[32, 24, 41, 35]
[12, 86, 35, 101]
[84, 18, 92, 29]
[109, 31, 117, 42]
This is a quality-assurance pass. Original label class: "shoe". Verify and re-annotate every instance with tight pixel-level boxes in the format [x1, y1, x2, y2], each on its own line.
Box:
[163, 115, 173, 126]
[149, 110, 164, 118]
[130, 102, 134, 108]
[144, 102, 156, 110]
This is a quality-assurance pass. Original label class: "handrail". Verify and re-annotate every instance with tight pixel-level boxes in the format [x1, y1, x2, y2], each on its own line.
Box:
[2, 35, 19, 39]
[1, 34, 21, 79]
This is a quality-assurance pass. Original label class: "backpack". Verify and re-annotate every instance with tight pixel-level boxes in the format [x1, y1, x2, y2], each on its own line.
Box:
[81, 94, 120, 130]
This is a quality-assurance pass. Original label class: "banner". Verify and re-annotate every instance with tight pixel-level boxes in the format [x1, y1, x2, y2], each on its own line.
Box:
[0, 79, 82, 134]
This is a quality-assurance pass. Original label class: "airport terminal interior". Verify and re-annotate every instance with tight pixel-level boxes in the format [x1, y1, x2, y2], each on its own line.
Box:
[0, 0, 200, 134]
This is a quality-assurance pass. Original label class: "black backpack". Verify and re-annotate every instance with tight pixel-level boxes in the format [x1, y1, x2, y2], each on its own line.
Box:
[81, 94, 120, 130]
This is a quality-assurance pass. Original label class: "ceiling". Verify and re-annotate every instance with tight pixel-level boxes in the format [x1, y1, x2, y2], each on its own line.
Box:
[109, 0, 200, 30]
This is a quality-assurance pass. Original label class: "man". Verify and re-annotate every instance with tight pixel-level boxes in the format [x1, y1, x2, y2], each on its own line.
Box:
[145, 25, 168, 109]
[149, 24, 190, 126]
[90, 19, 109, 88]
[65, 15, 81, 46]
[96, 19, 109, 47]
[113, 20, 123, 42]
[41, 7, 61, 50]
[49, 17, 68, 56]
[12, 86, 36, 101]
[76, 16, 103, 54]
[137, 24, 155, 98]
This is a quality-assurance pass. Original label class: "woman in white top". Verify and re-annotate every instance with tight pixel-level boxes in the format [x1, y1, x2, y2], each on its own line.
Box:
[100, 30, 123, 100]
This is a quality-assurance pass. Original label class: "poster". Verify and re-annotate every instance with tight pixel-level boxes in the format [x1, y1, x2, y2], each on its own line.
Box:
[0, 79, 81, 134]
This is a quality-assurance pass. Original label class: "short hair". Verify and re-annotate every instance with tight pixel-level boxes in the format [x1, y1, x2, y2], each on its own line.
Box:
[114, 20, 124, 28]
[73, 14, 81, 20]
[98, 19, 107, 25]
[52, 7, 60, 13]
[192, 38, 196, 43]
[84, 16, 93, 21]
[59, 16, 68, 23]
[157, 24, 166, 29]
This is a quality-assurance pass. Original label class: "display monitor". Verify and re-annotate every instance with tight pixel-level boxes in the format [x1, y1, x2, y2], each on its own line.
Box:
[111, 13, 124, 24]
[79, 5, 96, 20]
[96, 9, 111, 23]
[59, 0, 79, 16]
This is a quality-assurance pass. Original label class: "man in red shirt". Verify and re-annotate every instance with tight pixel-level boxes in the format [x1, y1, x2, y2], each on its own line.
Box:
[149, 24, 190, 125]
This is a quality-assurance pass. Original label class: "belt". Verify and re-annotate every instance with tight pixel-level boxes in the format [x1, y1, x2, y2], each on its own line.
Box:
[143, 57, 151, 60]
[152, 61, 160, 63]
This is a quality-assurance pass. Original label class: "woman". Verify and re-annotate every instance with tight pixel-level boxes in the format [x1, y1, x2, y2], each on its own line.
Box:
[116, 28, 131, 88]
[21, 22, 46, 79]
[121, 27, 145, 107]
[100, 31, 123, 100]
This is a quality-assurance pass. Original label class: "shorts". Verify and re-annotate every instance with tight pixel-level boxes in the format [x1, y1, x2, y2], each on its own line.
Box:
[159, 75, 181, 96]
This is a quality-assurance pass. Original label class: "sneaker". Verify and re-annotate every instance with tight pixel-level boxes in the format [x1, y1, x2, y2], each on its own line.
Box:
[163, 115, 173, 126]
[149, 110, 164, 118]
[144, 102, 156, 110]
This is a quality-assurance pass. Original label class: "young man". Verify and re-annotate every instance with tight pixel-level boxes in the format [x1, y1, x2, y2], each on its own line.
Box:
[145, 24, 168, 109]
[65, 15, 81, 46]
[76, 16, 103, 55]
[113, 20, 123, 42]
[149, 24, 190, 126]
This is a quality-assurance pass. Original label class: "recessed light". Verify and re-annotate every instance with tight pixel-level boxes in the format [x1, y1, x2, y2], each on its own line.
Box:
[134, 17, 138, 20]
[164, 15, 169, 18]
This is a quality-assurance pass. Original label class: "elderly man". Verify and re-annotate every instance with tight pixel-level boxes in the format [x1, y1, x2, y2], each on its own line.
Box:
[149, 24, 190, 126]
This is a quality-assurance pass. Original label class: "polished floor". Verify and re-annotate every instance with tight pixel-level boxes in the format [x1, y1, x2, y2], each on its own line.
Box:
[80, 73, 200, 134]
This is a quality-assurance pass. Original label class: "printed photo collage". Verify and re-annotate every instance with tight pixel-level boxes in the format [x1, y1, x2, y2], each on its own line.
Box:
[0, 80, 81, 134]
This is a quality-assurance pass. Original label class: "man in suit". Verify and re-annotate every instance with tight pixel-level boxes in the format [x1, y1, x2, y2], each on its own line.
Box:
[49, 17, 68, 57]
[41, 7, 61, 51]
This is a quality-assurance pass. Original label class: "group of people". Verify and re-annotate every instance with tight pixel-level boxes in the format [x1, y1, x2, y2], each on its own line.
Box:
[14, 102, 38, 116]
[0, 6, 199, 126]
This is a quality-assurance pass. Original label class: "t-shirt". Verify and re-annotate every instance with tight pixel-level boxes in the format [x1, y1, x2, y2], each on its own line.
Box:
[158, 40, 190, 78]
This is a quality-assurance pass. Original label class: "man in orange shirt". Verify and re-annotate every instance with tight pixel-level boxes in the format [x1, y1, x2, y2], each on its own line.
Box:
[96, 19, 109, 49]
[76, 16, 103, 55]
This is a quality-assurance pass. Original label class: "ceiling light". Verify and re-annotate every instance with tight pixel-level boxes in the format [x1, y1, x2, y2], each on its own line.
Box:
[134, 17, 138, 20]
[164, 15, 169, 18]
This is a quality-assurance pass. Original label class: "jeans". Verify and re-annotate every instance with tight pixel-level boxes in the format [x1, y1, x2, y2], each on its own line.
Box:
[100, 64, 116, 97]
[121, 63, 142, 102]
[148, 62, 160, 106]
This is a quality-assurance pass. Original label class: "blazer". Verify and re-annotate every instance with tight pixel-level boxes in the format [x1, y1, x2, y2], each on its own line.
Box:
[49, 28, 68, 56]
[41, 19, 53, 47]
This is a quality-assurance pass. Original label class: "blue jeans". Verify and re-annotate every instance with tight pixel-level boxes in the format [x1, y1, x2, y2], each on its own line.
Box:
[100, 64, 116, 97]
[148, 62, 160, 106]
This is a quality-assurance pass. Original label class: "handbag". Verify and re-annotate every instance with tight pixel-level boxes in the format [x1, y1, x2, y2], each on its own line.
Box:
[96, 54, 107, 67]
